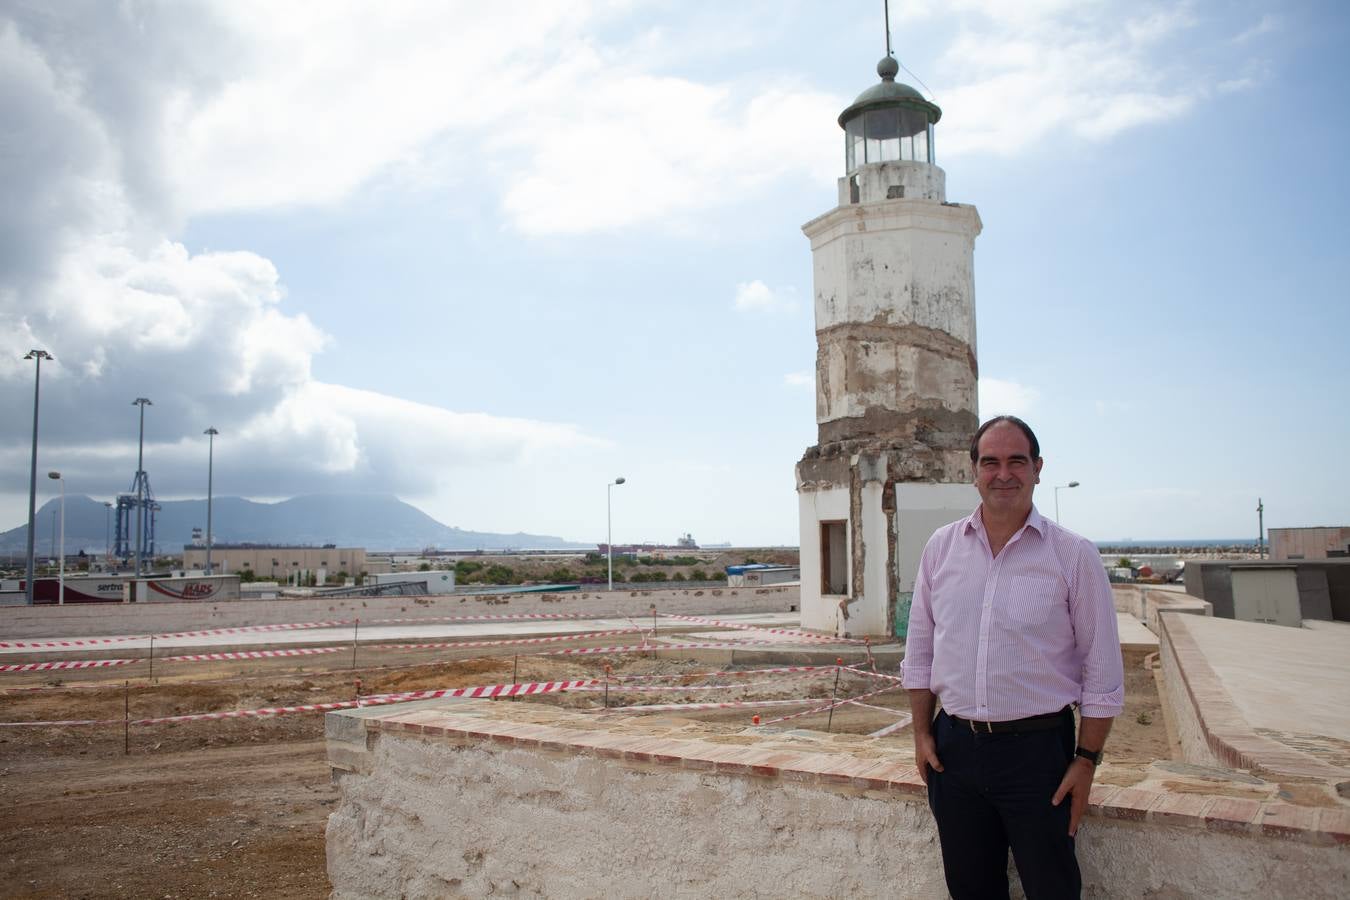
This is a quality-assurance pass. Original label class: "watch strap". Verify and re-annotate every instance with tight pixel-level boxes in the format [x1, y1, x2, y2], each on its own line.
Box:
[1075, 746, 1103, 765]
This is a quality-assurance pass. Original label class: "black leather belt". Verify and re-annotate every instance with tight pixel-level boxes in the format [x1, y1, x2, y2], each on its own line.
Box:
[948, 707, 1070, 734]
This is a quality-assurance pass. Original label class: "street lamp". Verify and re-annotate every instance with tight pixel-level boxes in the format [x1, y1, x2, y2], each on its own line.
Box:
[1054, 480, 1080, 524]
[132, 398, 151, 576]
[607, 476, 626, 591]
[23, 349, 53, 606]
[204, 427, 218, 575]
[47, 471, 64, 605]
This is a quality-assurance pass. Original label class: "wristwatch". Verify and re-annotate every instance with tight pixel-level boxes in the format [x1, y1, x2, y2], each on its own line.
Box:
[1075, 746, 1103, 766]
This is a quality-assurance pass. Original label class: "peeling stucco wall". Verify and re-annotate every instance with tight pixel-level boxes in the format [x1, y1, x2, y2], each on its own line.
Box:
[796, 158, 981, 638]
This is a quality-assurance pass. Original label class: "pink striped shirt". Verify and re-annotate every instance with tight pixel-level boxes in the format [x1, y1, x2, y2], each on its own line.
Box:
[901, 505, 1124, 720]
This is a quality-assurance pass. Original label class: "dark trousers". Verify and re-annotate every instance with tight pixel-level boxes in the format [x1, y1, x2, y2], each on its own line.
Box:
[926, 708, 1081, 900]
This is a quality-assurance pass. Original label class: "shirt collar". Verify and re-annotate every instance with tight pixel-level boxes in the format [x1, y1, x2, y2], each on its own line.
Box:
[964, 504, 1048, 538]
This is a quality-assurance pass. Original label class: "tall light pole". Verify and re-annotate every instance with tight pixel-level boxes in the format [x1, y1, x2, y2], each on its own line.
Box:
[1054, 480, 1080, 524]
[47, 471, 64, 605]
[132, 398, 151, 576]
[103, 501, 112, 567]
[1257, 498, 1265, 559]
[23, 349, 53, 606]
[204, 427, 218, 575]
[607, 476, 626, 591]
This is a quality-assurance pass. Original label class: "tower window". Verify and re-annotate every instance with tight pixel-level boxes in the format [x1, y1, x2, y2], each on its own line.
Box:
[820, 521, 848, 595]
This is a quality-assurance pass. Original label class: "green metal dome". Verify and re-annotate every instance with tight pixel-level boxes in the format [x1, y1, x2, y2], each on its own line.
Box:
[838, 56, 942, 129]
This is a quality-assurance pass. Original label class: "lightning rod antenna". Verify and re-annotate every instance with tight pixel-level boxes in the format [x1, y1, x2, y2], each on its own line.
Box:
[884, 0, 893, 57]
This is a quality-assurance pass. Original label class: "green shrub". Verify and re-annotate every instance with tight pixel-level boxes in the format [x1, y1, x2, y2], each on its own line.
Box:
[482, 564, 518, 585]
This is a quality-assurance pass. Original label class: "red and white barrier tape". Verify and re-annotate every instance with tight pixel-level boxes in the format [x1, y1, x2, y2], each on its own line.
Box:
[0, 678, 598, 728]
[1, 630, 646, 673]
[0, 637, 132, 650]
[571, 671, 831, 693]
[162, 647, 345, 662]
[0, 658, 140, 673]
[757, 683, 903, 727]
[0, 619, 352, 649]
[362, 612, 592, 625]
[589, 697, 825, 714]
[841, 665, 904, 683]
[867, 713, 914, 738]
[612, 664, 835, 682]
[543, 641, 771, 657]
[659, 613, 867, 645]
[365, 679, 596, 703]
[369, 629, 641, 652]
[0, 612, 603, 650]
[843, 700, 906, 715]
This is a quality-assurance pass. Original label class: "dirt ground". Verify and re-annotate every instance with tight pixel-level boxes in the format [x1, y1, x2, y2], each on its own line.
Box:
[0, 646, 1169, 899]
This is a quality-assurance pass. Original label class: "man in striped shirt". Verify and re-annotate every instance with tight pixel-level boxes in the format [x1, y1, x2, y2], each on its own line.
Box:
[902, 415, 1124, 899]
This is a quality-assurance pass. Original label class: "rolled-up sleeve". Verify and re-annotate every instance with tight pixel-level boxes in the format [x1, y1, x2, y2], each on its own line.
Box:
[1070, 540, 1125, 718]
[900, 540, 936, 689]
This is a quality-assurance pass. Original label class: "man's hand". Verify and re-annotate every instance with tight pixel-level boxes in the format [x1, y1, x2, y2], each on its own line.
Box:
[914, 731, 943, 785]
[908, 689, 943, 785]
[1051, 757, 1095, 836]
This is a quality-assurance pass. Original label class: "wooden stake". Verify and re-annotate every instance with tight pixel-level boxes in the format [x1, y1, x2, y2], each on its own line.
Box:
[826, 659, 842, 733]
[123, 680, 130, 755]
[351, 618, 359, 670]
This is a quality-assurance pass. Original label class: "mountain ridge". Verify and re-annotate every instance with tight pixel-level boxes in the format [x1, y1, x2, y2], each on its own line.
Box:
[0, 493, 590, 554]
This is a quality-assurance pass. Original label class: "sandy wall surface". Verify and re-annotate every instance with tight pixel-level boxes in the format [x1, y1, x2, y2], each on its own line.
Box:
[0, 585, 799, 639]
[325, 705, 1350, 899]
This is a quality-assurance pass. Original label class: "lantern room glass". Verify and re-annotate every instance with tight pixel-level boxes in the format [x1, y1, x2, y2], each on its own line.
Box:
[845, 107, 934, 172]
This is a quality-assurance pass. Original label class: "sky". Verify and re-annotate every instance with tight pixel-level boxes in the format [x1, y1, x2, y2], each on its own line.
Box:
[2, 0, 1347, 546]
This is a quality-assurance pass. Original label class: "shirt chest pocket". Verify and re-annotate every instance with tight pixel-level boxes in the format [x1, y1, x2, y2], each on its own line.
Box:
[1004, 575, 1065, 626]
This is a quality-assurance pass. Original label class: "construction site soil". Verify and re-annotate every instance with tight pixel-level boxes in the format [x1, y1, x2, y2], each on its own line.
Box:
[0, 647, 1167, 899]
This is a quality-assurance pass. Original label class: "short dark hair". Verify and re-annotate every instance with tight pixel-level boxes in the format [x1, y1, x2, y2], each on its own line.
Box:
[970, 415, 1040, 462]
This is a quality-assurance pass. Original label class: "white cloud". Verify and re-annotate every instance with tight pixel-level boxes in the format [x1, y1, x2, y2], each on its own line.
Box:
[783, 371, 813, 389]
[146, 3, 841, 235]
[907, 1, 1253, 157]
[0, 3, 609, 513]
[978, 377, 1040, 417]
[734, 280, 798, 314]
[1233, 14, 1279, 44]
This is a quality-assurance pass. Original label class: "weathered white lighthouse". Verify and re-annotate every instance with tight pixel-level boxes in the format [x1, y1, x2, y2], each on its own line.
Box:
[796, 53, 981, 638]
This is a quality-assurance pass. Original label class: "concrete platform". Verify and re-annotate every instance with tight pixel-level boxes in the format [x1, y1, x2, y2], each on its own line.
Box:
[1157, 611, 1350, 783]
[1173, 614, 1350, 743]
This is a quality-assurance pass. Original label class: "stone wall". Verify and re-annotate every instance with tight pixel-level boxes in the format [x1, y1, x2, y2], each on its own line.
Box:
[326, 701, 1350, 899]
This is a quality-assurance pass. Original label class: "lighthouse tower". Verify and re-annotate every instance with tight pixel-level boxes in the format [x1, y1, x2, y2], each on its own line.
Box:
[796, 53, 981, 638]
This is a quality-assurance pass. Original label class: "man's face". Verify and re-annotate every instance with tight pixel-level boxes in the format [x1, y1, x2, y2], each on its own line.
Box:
[973, 422, 1043, 518]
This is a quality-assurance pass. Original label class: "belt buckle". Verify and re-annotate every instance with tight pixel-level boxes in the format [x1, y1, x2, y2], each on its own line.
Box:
[968, 718, 992, 734]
